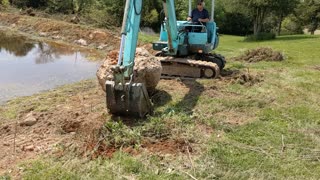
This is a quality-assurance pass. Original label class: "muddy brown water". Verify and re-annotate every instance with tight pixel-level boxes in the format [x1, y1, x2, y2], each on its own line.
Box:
[0, 35, 100, 104]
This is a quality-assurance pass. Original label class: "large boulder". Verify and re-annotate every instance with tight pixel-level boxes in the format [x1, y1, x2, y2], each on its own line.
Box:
[96, 48, 162, 94]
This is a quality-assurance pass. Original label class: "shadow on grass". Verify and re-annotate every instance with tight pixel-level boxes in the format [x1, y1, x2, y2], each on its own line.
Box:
[237, 34, 319, 43]
[171, 79, 204, 115]
[110, 79, 204, 124]
[151, 90, 172, 108]
[276, 35, 319, 41]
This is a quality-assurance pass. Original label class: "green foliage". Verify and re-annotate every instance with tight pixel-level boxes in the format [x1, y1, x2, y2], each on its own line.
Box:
[296, 0, 320, 35]
[218, 12, 252, 36]
[142, 9, 159, 28]
[282, 15, 303, 35]
[0, 175, 11, 180]
[11, 0, 47, 8]
[46, 0, 73, 13]
[244, 32, 276, 41]
[1, 0, 10, 7]
[101, 121, 141, 148]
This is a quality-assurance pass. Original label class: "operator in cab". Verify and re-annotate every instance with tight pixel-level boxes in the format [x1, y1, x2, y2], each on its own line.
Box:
[187, 0, 209, 24]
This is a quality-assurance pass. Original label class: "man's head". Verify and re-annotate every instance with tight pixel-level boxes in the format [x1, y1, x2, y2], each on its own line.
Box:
[197, 0, 204, 11]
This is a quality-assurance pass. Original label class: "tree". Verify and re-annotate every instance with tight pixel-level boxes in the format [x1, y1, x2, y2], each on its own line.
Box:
[273, 0, 299, 35]
[296, 0, 320, 35]
[238, 0, 277, 36]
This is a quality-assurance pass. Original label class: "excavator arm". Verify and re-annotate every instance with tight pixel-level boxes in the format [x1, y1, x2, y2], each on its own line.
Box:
[105, 0, 151, 118]
[162, 0, 179, 55]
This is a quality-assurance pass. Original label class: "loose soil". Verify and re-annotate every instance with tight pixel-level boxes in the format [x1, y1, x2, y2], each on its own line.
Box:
[220, 69, 264, 86]
[0, 12, 120, 52]
[312, 65, 320, 71]
[232, 47, 284, 62]
[85, 138, 193, 159]
[0, 82, 107, 176]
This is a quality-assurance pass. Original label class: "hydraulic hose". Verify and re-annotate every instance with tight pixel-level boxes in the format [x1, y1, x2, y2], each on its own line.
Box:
[118, 0, 131, 65]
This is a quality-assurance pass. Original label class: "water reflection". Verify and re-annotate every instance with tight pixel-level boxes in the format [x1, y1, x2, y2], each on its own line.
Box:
[0, 33, 100, 104]
[35, 42, 76, 64]
[0, 32, 35, 57]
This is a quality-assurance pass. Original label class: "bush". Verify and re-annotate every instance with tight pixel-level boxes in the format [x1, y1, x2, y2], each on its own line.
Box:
[282, 16, 304, 35]
[11, 0, 47, 8]
[244, 32, 276, 41]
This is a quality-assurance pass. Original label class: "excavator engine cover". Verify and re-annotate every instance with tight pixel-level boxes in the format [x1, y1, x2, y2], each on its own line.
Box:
[105, 81, 152, 118]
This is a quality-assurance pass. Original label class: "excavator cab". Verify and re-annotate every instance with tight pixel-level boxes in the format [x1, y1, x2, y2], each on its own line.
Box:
[153, 0, 220, 56]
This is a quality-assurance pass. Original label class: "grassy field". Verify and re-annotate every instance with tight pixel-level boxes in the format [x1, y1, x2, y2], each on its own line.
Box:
[1, 34, 320, 179]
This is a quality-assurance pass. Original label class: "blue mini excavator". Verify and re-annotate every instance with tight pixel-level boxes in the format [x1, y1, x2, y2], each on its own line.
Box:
[105, 0, 225, 117]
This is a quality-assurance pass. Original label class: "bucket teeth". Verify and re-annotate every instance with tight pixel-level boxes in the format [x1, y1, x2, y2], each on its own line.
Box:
[105, 81, 152, 118]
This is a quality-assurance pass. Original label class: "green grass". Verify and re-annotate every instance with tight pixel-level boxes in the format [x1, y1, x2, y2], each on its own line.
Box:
[138, 32, 159, 43]
[3, 34, 320, 179]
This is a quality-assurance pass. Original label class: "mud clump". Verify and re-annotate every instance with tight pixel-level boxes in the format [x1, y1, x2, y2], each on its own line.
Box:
[96, 48, 162, 94]
[232, 47, 284, 62]
[231, 72, 263, 86]
[221, 69, 263, 86]
[312, 65, 320, 71]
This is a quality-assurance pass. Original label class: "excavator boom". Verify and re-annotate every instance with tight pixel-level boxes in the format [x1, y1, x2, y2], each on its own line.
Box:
[105, 0, 151, 118]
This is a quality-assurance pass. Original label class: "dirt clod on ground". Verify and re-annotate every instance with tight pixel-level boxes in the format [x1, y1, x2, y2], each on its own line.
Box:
[221, 69, 263, 86]
[96, 48, 162, 94]
[232, 47, 284, 62]
[312, 65, 320, 71]
[232, 72, 263, 85]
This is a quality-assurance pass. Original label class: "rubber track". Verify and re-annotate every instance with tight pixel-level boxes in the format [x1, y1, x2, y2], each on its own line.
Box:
[159, 57, 220, 79]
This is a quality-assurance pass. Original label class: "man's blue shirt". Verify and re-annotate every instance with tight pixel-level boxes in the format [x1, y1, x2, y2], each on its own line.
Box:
[190, 8, 209, 23]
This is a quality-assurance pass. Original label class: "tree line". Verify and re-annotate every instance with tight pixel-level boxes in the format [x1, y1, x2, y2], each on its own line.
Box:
[1, 0, 320, 36]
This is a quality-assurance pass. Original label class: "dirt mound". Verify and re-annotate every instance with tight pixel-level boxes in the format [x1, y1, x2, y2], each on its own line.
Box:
[96, 48, 162, 94]
[312, 65, 320, 71]
[221, 69, 263, 86]
[232, 72, 263, 85]
[232, 47, 284, 62]
[0, 84, 107, 175]
[142, 139, 192, 154]
[0, 13, 119, 50]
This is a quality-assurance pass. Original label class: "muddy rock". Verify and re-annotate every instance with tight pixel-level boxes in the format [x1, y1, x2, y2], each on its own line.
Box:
[70, 16, 80, 24]
[23, 145, 35, 151]
[52, 35, 61, 40]
[96, 47, 162, 94]
[61, 120, 82, 133]
[97, 44, 108, 50]
[20, 112, 37, 126]
[75, 39, 88, 46]
[39, 32, 48, 37]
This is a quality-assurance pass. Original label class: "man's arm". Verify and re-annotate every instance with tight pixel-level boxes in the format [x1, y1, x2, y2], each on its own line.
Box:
[187, 9, 194, 21]
[198, 18, 209, 23]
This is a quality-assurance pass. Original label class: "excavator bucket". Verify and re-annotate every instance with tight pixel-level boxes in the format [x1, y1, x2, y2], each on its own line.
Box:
[105, 81, 152, 118]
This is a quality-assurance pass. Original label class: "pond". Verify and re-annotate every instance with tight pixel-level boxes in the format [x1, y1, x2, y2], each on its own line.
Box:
[0, 33, 101, 104]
